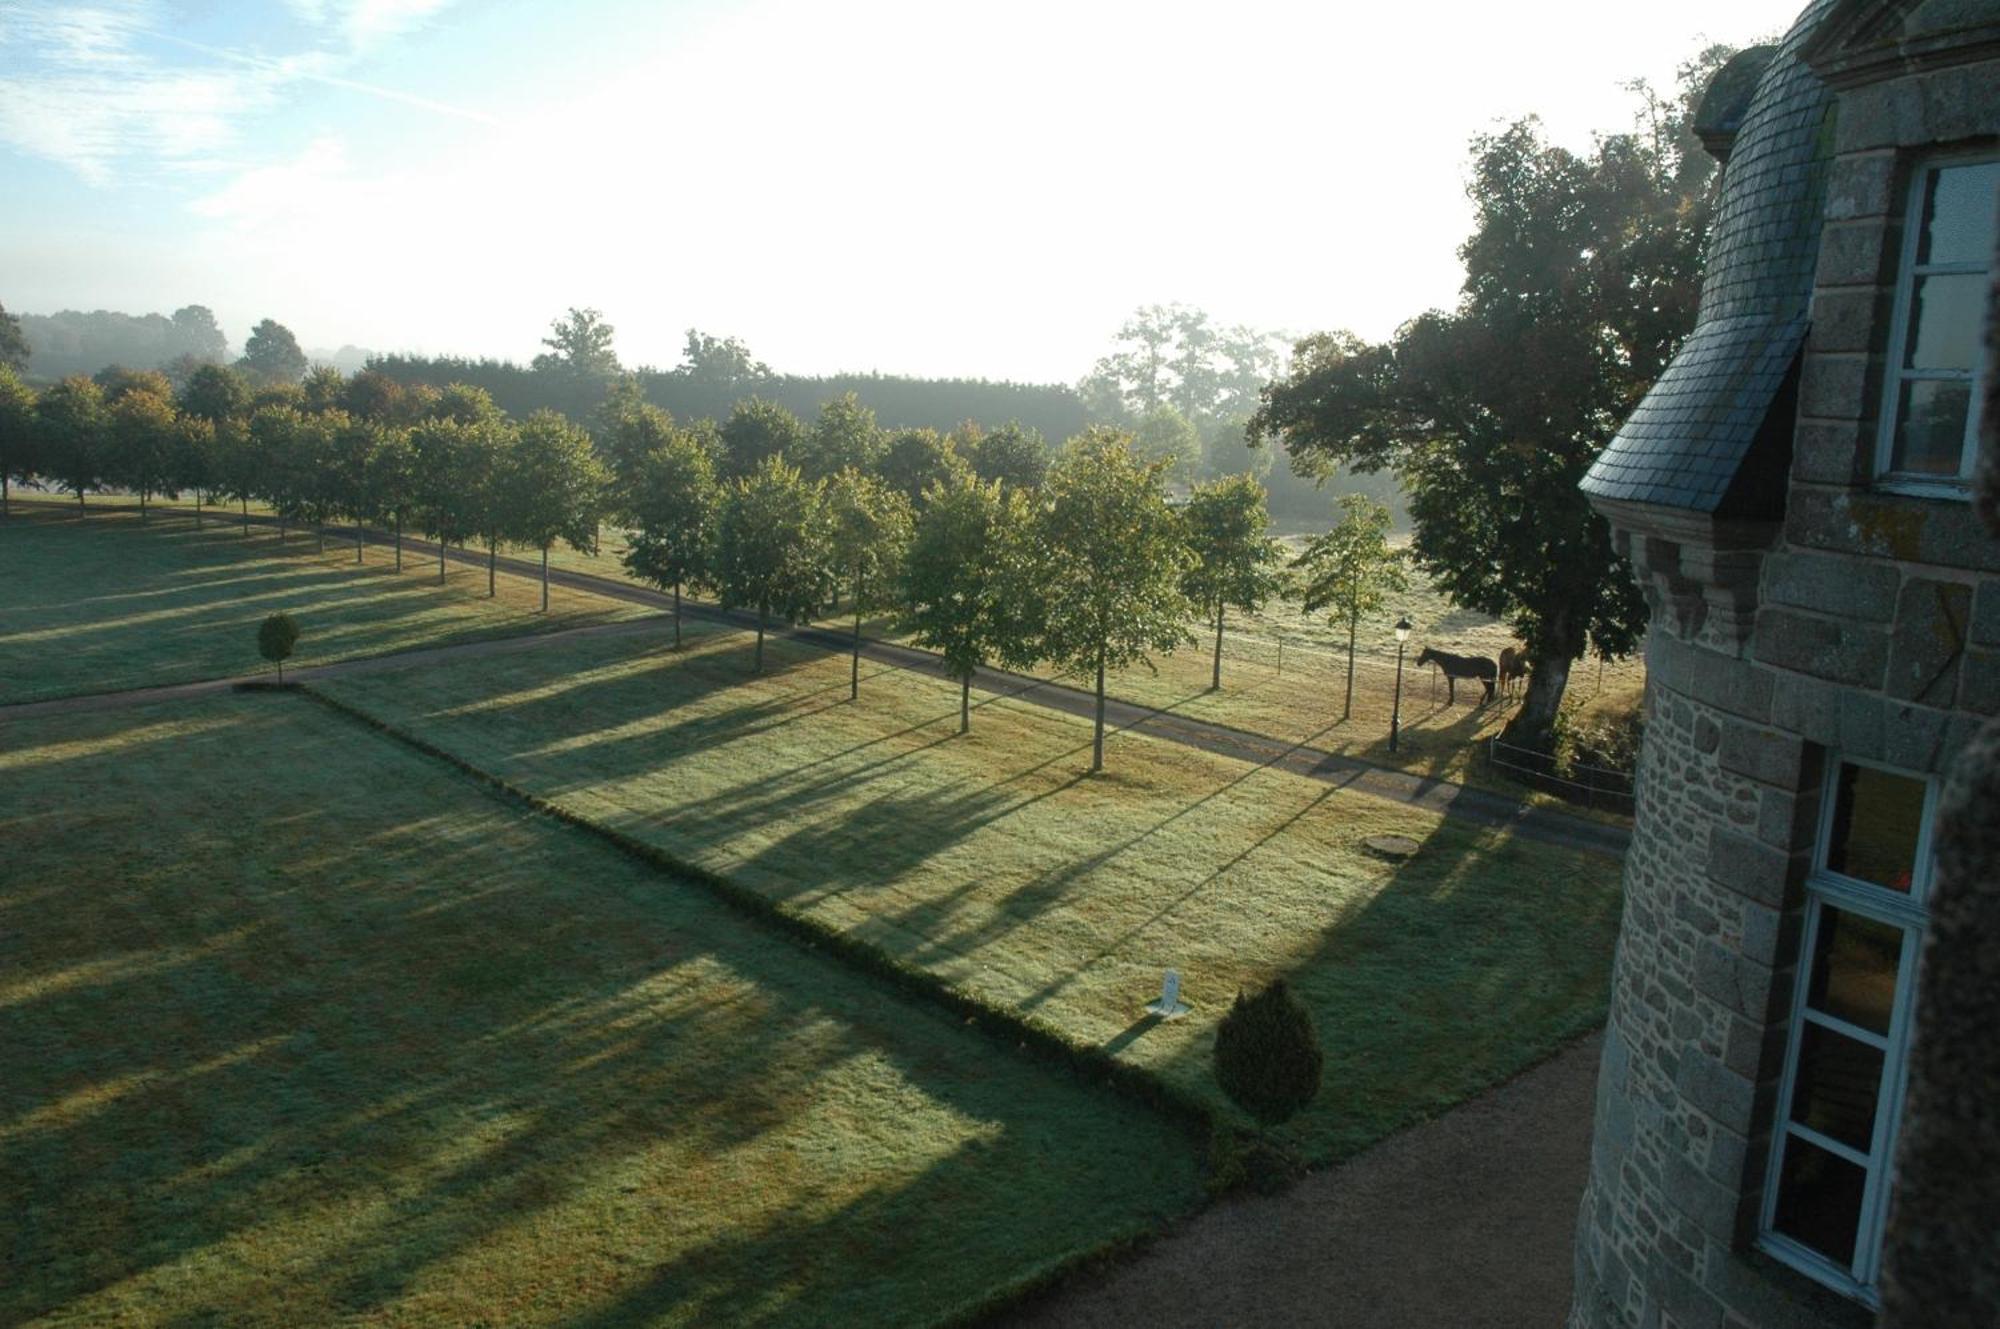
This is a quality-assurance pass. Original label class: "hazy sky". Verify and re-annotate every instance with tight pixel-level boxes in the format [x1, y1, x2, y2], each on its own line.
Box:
[2, 0, 1808, 383]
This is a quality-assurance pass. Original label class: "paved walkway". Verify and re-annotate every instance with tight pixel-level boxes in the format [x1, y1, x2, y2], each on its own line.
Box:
[4, 503, 1628, 857]
[997, 1032, 1603, 1329]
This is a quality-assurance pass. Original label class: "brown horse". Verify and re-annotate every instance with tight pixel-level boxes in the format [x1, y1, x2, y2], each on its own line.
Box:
[1416, 647, 1497, 705]
[1498, 646, 1530, 698]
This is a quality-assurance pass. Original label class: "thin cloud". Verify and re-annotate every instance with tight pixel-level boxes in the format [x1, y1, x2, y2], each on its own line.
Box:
[0, 0, 480, 185]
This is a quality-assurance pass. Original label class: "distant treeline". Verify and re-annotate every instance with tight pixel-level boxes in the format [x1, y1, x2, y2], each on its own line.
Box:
[17, 307, 230, 382]
[361, 354, 1091, 443]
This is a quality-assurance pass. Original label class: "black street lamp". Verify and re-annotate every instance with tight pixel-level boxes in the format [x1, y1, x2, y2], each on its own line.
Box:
[1390, 615, 1413, 752]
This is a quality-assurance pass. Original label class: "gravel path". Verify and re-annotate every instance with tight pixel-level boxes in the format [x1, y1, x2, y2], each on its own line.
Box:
[4, 503, 1629, 857]
[995, 1032, 1602, 1329]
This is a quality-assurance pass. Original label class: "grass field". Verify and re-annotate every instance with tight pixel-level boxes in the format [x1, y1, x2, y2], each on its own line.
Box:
[0, 695, 1203, 1327]
[0, 506, 644, 704]
[314, 617, 1624, 1163]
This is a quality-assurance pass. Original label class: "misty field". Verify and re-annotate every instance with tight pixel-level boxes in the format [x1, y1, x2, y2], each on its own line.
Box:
[0, 504, 641, 704]
[313, 616, 1624, 1163]
[0, 694, 1202, 1327]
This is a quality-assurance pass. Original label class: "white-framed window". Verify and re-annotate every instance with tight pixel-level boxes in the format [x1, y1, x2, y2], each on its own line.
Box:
[1758, 756, 1936, 1305]
[1874, 155, 1999, 496]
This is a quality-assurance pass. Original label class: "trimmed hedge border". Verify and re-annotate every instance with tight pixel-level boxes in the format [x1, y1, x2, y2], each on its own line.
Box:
[296, 683, 1227, 1144]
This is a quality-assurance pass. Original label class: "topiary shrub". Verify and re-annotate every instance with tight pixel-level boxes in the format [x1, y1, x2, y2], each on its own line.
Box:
[1213, 978, 1323, 1126]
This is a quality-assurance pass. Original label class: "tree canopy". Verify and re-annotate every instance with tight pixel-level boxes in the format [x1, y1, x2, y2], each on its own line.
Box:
[533, 307, 622, 381]
[1250, 58, 1725, 748]
[1181, 472, 1283, 691]
[1034, 428, 1194, 770]
[623, 424, 721, 648]
[1291, 492, 1409, 720]
[899, 473, 1032, 734]
[714, 455, 834, 672]
[238, 319, 308, 386]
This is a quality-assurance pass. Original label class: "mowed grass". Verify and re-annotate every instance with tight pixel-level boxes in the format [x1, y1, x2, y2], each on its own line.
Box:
[314, 618, 1624, 1162]
[0, 505, 642, 704]
[0, 695, 1202, 1327]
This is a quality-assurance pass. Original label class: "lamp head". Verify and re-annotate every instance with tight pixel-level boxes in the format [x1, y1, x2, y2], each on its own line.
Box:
[1394, 615, 1412, 644]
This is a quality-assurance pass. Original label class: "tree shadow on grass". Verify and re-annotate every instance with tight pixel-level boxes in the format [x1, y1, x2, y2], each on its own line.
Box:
[0, 696, 1200, 1326]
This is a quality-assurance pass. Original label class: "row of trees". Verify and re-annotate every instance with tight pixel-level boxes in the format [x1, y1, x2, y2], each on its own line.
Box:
[624, 426, 1307, 772]
[0, 362, 607, 610]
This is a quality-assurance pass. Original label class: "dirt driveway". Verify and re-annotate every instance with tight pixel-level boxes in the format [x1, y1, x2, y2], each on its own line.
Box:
[996, 1032, 1603, 1329]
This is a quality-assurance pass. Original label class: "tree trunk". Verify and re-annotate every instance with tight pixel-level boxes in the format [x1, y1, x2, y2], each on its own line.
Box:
[394, 511, 402, 571]
[139, 487, 147, 524]
[487, 539, 496, 596]
[316, 523, 324, 554]
[2, 472, 8, 518]
[540, 545, 549, 612]
[241, 495, 248, 534]
[755, 606, 767, 673]
[1211, 604, 1224, 691]
[1502, 609, 1583, 751]
[78, 488, 86, 512]
[355, 522, 363, 562]
[195, 494, 203, 529]
[1092, 649, 1107, 772]
[960, 675, 970, 734]
[851, 574, 863, 700]
[673, 581, 682, 648]
[1344, 606, 1358, 721]
[438, 537, 446, 585]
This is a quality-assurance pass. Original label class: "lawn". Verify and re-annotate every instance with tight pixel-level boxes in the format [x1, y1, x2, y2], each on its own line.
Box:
[314, 617, 1624, 1163]
[0, 694, 1203, 1327]
[0, 505, 644, 704]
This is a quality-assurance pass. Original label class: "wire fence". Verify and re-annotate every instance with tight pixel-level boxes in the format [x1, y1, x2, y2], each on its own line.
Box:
[1484, 738, 1637, 814]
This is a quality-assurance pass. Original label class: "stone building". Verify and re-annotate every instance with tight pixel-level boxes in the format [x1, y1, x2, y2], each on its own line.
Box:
[1568, 1, 1999, 1325]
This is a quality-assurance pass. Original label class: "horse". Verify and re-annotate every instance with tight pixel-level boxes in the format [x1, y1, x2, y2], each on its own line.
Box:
[1498, 646, 1530, 698]
[1416, 646, 1497, 705]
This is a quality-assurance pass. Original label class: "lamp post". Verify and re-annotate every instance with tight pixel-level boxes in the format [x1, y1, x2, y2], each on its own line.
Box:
[1390, 615, 1413, 753]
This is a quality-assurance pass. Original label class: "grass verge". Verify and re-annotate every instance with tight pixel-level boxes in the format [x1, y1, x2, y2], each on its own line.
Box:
[0, 694, 1203, 1327]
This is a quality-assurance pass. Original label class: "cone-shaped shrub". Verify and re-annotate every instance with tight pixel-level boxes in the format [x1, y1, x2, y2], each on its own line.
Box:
[1214, 978, 1323, 1125]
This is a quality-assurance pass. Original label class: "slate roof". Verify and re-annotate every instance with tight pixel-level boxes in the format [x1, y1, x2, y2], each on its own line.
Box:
[1581, 0, 1838, 514]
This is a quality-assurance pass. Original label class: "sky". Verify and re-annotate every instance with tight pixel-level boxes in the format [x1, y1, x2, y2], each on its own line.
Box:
[1, 0, 1809, 384]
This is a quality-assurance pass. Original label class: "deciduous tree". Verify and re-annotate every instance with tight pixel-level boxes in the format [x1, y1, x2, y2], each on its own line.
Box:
[1251, 66, 1723, 750]
[0, 300, 29, 373]
[179, 363, 252, 425]
[968, 420, 1049, 491]
[876, 426, 969, 505]
[410, 416, 497, 584]
[1291, 492, 1409, 720]
[899, 473, 1032, 734]
[0, 366, 37, 518]
[1181, 473, 1283, 691]
[237, 318, 308, 386]
[1034, 429, 1194, 770]
[623, 426, 720, 648]
[532, 308, 622, 381]
[714, 455, 834, 673]
[107, 388, 179, 521]
[824, 468, 913, 700]
[799, 392, 884, 479]
[505, 410, 609, 611]
[718, 397, 807, 481]
[35, 376, 108, 511]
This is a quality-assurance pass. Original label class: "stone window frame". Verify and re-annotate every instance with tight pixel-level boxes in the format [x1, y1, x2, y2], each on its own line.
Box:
[1872, 150, 1999, 498]
[1756, 754, 1938, 1307]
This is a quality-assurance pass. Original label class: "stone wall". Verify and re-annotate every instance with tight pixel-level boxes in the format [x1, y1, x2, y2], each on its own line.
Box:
[1573, 39, 1999, 1326]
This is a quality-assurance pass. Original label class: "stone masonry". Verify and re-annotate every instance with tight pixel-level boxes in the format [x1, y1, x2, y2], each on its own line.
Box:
[1569, 2, 2000, 1327]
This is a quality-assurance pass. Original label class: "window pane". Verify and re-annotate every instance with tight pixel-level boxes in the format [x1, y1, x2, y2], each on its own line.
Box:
[1807, 906, 1903, 1035]
[1903, 273, 1985, 371]
[1825, 763, 1927, 890]
[1917, 161, 2000, 266]
[1888, 379, 1972, 477]
[1789, 1023, 1885, 1151]
[1773, 1134, 1867, 1267]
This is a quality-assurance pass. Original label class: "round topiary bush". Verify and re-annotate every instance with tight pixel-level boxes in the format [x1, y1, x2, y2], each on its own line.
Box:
[1213, 978, 1323, 1126]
